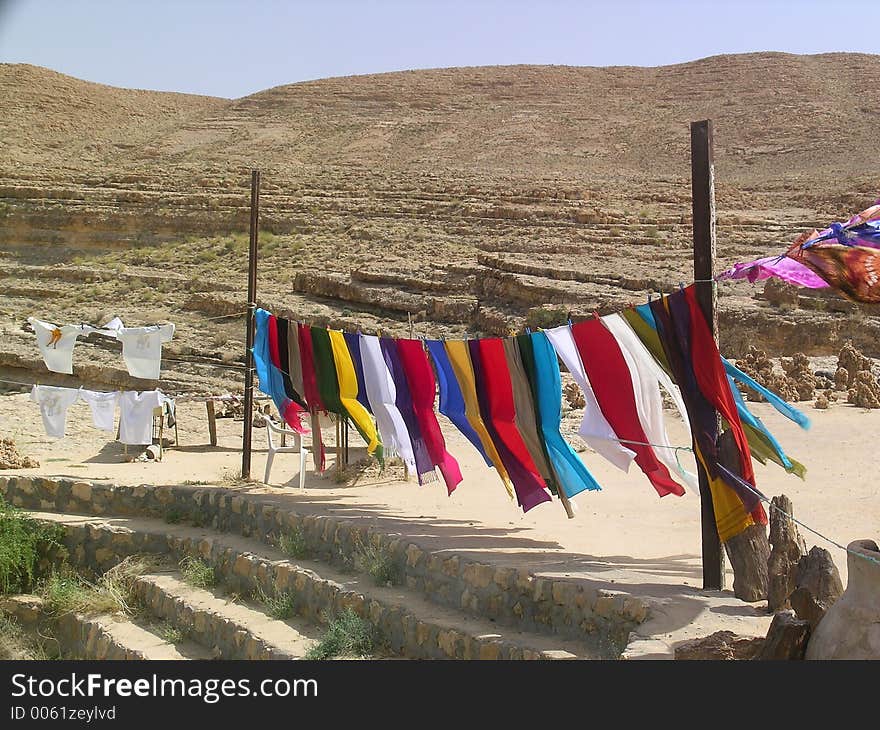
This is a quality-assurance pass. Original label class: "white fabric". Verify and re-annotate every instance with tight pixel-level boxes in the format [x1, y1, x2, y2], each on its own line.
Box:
[79, 389, 120, 432]
[358, 335, 417, 474]
[118, 389, 165, 445]
[601, 314, 698, 491]
[30, 385, 80, 438]
[545, 325, 636, 472]
[28, 318, 91, 375]
[115, 324, 175, 380]
[100, 316, 124, 333]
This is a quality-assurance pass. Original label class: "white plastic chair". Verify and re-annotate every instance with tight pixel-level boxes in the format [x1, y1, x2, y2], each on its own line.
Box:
[261, 414, 310, 489]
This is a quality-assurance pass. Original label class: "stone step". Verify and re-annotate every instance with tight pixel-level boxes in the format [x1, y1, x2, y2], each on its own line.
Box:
[130, 570, 321, 660]
[1, 595, 212, 660]
[0, 476, 646, 652]
[32, 511, 607, 659]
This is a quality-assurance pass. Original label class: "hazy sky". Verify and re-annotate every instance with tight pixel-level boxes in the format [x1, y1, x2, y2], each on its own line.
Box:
[1, 0, 878, 98]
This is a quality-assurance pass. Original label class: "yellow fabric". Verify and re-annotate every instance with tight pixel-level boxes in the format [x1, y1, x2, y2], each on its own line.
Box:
[693, 445, 755, 542]
[328, 330, 380, 455]
[444, 340, 514, 499]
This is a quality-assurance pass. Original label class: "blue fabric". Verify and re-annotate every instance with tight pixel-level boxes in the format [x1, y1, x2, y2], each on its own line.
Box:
[727, 375, 793, 470]
[529, 331, 602, 498]
[721, 358, 810, 430]
[343, 332, 373, 415]
[425, 340, 492, 466]
[253, 308, 292, 419]
[635, 302, 657, 328]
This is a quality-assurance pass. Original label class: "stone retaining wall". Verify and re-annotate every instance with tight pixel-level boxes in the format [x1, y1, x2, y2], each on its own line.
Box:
[0, 475, 646, 652]
[45, 514, 584, 659]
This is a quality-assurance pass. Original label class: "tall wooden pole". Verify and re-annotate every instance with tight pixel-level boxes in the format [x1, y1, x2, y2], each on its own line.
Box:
[241, 169, 261, 480]
[690, 120, 724, 590]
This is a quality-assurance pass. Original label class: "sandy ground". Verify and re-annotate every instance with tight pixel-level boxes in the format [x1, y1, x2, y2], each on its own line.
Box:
[2, 390, 876, 651]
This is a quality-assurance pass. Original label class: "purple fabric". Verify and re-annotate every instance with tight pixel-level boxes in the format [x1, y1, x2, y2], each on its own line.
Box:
[380, 336, 434, 482]
[343, 332, 372, 415]
[718, 256, 828, 288]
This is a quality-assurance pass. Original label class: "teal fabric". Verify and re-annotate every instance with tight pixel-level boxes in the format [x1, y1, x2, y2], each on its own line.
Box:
[529, 331, 601, 498]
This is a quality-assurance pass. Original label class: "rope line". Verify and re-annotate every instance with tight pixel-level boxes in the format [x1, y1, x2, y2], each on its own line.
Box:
[585, 434, 878, 568]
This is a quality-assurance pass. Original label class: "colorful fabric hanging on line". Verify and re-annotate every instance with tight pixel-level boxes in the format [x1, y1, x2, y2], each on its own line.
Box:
[252, 309, 306, 434]
[251, 292, 805, 535]
[719, 200, 880, 302]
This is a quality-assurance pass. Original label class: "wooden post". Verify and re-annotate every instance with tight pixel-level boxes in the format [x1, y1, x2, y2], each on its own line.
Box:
[206, 400, 217, 447]
[690, 120, 724, 590]
[241, 170, 261, 480]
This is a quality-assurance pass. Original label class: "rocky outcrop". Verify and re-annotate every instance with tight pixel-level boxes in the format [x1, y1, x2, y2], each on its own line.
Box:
[674, 631, 765, 660]
[0, 438, 39, 470]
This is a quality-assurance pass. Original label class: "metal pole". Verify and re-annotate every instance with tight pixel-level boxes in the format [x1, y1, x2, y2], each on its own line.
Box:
[690, 120, 724, 591]
[241, 169, 261, 480]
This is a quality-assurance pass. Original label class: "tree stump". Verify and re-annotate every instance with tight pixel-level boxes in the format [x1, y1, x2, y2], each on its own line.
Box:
[757, 610, 810, 660]
[790, 546, 843, 630]
[767, 494, 806, 611]
[719, 430, 770, 601]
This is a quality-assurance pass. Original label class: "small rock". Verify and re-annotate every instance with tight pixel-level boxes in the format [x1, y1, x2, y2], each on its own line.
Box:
[674, 631, 765, 660]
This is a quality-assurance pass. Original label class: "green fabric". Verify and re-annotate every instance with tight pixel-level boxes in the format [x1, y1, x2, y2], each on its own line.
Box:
[310, 326, 346, 417]
[742, 422, 807, 479]
[621, 308, 671, 371]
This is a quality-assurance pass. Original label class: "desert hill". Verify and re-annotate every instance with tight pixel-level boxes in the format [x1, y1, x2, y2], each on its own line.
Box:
[1, 53, 879, 393]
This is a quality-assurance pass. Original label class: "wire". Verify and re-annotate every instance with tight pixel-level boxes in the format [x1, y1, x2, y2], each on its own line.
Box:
[586, 433, 878, 568]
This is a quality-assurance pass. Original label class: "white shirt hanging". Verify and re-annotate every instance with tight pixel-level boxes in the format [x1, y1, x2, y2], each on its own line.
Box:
[27, 318, 90, 375]
[79, 389, 121, 432]
[115, 324, 175, 380]
[30, 385, 81, 438]
[118, 389, 166, 445]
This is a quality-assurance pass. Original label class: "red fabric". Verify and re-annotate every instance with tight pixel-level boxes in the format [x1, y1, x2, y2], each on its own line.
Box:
[265, 315, 307, 434]
[396, 339, 462, 494]
[475, 338, 551, 509]
[296, 324, 325, 470]
[682, 286, 767, 525]
[571, 319, 685, 497]
[297, 324, 325, 413]
[267, 315, 282, 368]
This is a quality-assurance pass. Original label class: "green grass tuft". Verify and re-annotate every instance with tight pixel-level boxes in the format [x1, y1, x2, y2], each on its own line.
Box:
[354, 537, 399, 587]
[253, 585, 296, 620]
[277, 528, 310, 560]
[179, 556, 216, 588]
[0, 497, 66, 595]
[40, 557, 149, 617]
[164, 507, 185, 524]
[305, 609, 374, 660]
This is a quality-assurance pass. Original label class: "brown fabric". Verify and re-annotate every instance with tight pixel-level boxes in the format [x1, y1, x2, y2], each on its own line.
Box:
[502, 336, 557, 490]
[286, 319, 305, 400]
